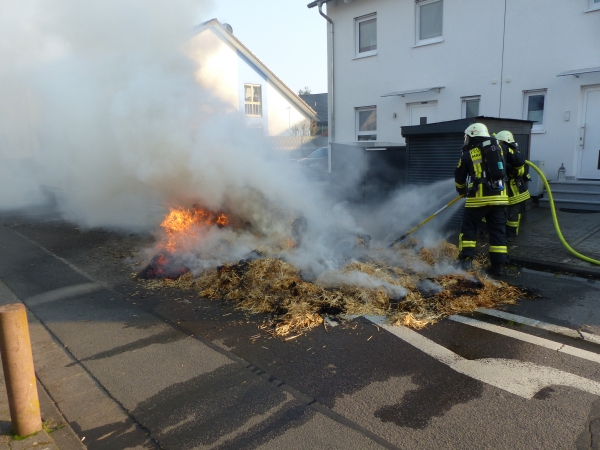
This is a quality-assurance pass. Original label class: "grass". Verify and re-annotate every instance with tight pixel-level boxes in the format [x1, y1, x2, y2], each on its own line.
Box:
[11, 430, 41, 441]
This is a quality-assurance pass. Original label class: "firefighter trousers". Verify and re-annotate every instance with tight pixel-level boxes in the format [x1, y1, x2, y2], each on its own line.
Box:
[507, 203, 523, 238]
[458, 206, 508, 265]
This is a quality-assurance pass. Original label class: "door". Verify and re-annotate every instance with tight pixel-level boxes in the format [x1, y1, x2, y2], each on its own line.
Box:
[578, 87, 600, 179]
[409, 101, 438, 125]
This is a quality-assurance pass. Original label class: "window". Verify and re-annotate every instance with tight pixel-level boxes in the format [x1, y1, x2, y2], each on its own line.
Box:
[523, 90, 546, 132]
[356, 107, 377, 141]
[244, 84, 262, 116]
[462, 96, 480, 118]
[355, 14, 377, 58]
[416, 0, 443, 46]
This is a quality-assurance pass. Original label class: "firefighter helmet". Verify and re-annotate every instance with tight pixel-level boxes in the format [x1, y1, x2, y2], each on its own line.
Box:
[496, 130, 515, 144]
[464, 123, 490, 138]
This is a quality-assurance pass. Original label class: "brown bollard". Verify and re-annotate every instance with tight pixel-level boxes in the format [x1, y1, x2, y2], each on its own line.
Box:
[0, 303, 42, 436]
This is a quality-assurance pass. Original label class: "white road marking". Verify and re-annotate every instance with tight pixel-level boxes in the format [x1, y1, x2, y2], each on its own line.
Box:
[449, 315, 600, 365]
[366, 315, 600, 399]
[581, 332, 600, 346]
[477, 308, 600, 346]
[477, 308, 582, 339]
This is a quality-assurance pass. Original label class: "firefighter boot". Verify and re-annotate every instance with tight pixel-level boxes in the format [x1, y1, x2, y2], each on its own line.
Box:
[488, 263, 506, 277]
[456, 257, 473, 271]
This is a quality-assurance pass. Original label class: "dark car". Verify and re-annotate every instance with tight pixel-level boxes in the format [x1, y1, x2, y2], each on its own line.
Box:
[296, 147, 328, 179]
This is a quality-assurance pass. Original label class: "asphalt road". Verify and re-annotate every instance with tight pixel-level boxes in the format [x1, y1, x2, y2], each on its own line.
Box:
[1, 209, 600, 449]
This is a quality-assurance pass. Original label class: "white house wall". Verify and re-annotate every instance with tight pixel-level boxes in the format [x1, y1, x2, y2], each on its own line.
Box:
[326, 0, 600, 179]
[500, 0, 600, 179]
[184, 29, 239, 110]
[186, 25, 316, 137]
[267, 81, 309, 136]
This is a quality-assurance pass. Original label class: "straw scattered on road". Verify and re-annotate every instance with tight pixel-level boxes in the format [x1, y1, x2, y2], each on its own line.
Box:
[140, 240, 534, 336]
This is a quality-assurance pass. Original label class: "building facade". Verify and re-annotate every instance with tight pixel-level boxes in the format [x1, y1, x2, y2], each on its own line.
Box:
[310, 0, 600, 180]
[188, 20, 318, 137]
[300, 93, 329, 136]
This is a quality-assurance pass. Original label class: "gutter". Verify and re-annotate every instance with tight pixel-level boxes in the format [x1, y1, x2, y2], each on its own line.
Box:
[309, 0, 335, 173]
[307, 0, 334, 8]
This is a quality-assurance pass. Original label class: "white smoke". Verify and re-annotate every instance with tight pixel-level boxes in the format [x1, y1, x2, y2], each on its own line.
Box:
[0, 1, 464, 292]
[318, 271, 407, 299]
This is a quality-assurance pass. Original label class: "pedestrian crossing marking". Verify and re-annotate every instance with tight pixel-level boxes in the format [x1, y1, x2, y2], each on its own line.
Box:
[365, 315, 600, 399]
[449, 315, 600, 364]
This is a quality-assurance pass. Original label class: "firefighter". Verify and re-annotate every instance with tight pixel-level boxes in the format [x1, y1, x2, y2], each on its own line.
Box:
[455, 123, 508, 276]
[496, 130, 530, 241]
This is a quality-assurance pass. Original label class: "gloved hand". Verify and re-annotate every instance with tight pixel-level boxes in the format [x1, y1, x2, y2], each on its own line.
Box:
[456, 187, 468, 195]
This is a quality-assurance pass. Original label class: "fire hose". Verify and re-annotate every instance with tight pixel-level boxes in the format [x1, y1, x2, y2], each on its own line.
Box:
[389, 194, 465, 247]
[526, 160, 600, 266]
[389, 161, 600, 266]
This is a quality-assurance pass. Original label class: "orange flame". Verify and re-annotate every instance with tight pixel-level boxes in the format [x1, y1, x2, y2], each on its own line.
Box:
[160, 206, 228, 252]
[217, 214, 228, 226]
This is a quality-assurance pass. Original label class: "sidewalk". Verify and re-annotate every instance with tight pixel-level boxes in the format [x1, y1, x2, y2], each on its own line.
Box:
[508, 206, 600, 278]
[0, 284, 85, 450]
[0, 225, 384, 450]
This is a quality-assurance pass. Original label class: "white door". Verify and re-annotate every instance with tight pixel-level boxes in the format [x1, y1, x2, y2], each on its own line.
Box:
[578, 87, 600, 179]
[409, 102, 438, 125]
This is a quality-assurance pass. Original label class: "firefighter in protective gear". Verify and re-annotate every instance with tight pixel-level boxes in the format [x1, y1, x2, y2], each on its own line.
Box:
[455, 123, 508, 275]
[496, 130, 530, 241]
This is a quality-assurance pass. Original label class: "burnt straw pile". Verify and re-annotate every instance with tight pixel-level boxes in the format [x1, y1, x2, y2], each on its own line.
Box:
[138, 240, 536, 337]
[137, 253, 190, 280]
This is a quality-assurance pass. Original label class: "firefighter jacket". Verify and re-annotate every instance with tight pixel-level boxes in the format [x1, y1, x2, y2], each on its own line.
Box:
[454, 140, 509, 208]
[504, 145, 531, 205]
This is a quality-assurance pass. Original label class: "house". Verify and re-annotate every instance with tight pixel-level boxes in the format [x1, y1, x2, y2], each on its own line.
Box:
[307, 0, 600, 182]
[300, 93, 329, 136]
[187, 20, 318, 137]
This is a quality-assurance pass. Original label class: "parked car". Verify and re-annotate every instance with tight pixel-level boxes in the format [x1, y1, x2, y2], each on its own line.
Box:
[296, 147, 328, 180]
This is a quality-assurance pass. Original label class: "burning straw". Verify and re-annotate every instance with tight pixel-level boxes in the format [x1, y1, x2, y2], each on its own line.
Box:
[140, 240, 534, 337]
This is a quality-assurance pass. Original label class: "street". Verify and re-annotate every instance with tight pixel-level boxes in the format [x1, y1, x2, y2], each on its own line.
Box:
[2, 210, 600, 449]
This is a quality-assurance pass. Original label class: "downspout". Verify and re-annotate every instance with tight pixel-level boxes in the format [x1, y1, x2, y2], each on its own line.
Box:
[498, 0, 507, 117]
[318, 1, 334, 173]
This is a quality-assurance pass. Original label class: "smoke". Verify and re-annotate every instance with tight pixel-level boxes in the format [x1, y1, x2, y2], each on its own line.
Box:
[318, 271, 407, 299]
[1, 0, 233, 227]
[1, 1, 464, 294]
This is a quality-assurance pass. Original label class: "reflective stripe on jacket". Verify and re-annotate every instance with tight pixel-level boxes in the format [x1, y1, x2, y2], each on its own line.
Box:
[506, 147, 531, 205]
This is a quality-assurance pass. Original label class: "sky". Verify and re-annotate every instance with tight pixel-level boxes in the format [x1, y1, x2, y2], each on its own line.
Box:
[200, 0, 328, 95]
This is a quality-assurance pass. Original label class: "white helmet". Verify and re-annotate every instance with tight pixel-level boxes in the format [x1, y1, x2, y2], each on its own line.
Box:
[464, 123, 490, 138]
[496, 130, 515, 144]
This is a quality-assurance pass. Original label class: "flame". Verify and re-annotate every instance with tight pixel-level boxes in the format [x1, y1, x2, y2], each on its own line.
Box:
[282, 237, 295, 249]
[160, 206, 228, 252]
[217, 214, 228, 226]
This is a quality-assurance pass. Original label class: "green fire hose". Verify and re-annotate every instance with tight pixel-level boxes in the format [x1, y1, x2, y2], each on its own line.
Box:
[389, 194, 465, 247]
[526, 160, 600, 266]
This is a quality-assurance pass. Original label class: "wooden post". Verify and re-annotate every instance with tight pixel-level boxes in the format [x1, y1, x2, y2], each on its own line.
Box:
[0, 303, 42, 436]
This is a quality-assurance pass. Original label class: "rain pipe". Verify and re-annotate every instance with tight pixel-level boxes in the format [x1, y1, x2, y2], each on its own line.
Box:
[318, 1, 334, 172]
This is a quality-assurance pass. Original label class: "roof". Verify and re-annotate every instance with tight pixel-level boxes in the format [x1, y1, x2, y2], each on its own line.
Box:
[193, 19, 318, 121]
[401, 117, 534, 137]
[299, 93, 328, 122]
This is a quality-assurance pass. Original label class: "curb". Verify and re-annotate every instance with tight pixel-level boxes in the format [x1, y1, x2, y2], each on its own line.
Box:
[510, 256, 600, 281]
